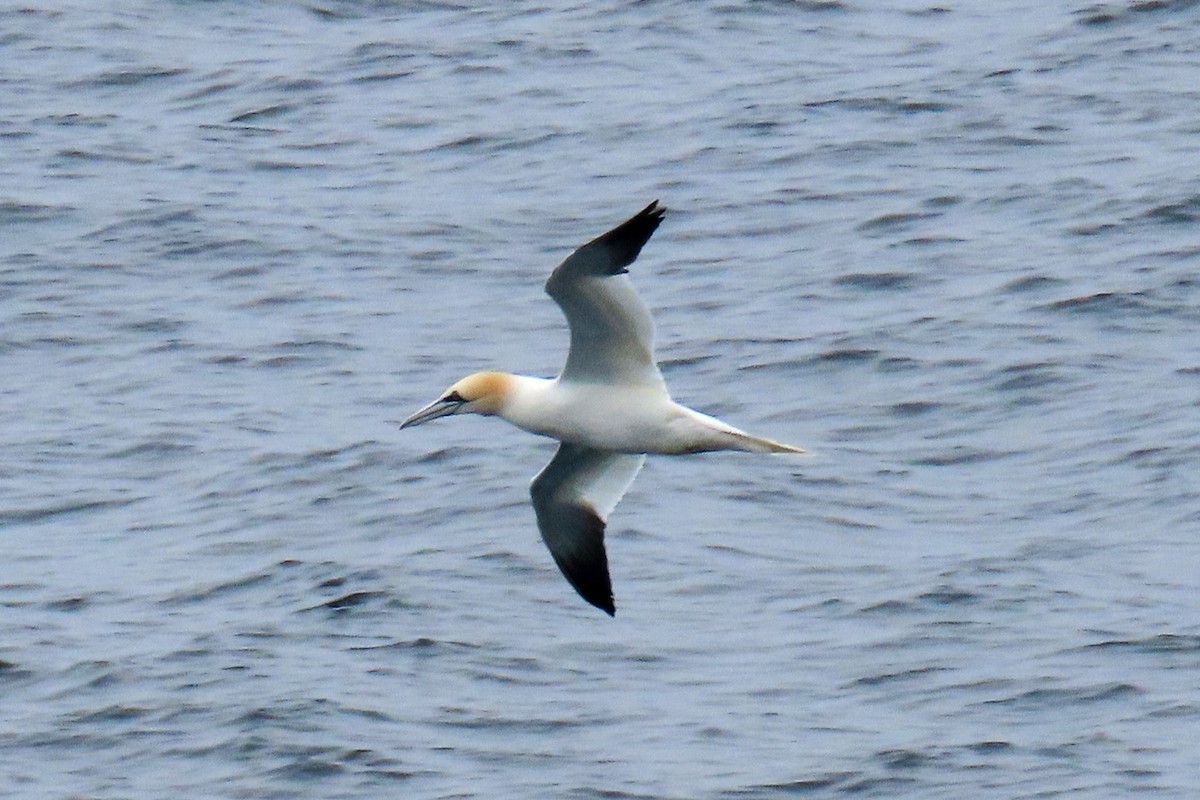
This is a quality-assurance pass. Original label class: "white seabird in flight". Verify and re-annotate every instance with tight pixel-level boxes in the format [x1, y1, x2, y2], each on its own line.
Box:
[401, 201, 804, 615]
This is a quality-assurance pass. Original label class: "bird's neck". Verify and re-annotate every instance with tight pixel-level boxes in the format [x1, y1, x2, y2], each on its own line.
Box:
[492, 374, 557, 436]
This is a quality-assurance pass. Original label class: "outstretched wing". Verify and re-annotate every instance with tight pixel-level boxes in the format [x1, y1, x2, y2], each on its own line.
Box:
[545, 201, 667, 390]
[530, 442, 646, 615]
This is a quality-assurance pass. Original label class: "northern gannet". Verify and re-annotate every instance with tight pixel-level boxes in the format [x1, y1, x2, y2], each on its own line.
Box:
[401, 201, 804, 615]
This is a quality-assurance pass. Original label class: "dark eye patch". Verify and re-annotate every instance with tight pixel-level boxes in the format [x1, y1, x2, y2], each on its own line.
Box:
[444, 391, 465, 403]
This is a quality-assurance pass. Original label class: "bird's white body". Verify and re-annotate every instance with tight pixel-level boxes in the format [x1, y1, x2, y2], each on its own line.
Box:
[401, 201, 804, 615]
[501, 375, 791, 456]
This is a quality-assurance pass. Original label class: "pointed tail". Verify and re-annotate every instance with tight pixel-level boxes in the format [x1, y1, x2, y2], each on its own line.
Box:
[729, 431, 808, 455]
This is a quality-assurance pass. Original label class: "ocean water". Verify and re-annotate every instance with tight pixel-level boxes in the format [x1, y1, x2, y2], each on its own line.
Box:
[3, 1, 1199, 797]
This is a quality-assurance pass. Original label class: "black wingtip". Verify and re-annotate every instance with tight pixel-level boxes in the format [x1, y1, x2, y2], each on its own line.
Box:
[544, 508, 618, 616]
[594, 200, 667, 274]
[571, 576, 616, 616]
[634, 199, 667, 233]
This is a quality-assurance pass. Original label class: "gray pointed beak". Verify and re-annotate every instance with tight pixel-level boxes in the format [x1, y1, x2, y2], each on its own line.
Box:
[399, 398, 463, 429]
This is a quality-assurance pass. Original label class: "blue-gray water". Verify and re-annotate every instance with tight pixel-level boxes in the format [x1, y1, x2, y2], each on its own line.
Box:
[3, 2, 1199, 798]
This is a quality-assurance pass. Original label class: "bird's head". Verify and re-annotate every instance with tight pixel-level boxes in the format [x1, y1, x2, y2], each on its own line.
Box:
[399, 371, 513, 429]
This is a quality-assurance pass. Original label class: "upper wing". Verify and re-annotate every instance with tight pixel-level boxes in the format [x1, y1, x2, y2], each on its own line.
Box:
[530, 442, 646, 615]
[545, 201, 667, 390]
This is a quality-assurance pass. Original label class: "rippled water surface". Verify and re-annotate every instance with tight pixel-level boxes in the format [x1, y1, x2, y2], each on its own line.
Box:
[3, 2, 1200, 798]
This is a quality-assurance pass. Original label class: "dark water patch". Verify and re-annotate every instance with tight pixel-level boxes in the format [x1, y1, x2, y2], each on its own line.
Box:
[919, 586, 980, 606]
[993, 361, 1064, 392]
[853, 666, 951, 687]
[1040, 291, 1157, 317]
[816, 348, 880, 364]
[876, 356, 921, 372]
[1003, 274, 1064, 293]
[66, 67, 187, 89]
[436, 134, 490, 151]
[830, 423, 890, 441]
[348, 637, 481, 653]
[737, 358, 810, 375]
[1113, 446, 1173, 465]
[472, 549, 544, 579]
[452, 62, 507, 77]
[57, 147, 153, 165]
[162, 236, 269, 260]
[147, 339, 193, 354]
[178, 80, 237, 101]
[1141, 195, 1200, 224]
[860, 599, 913, 614]
[73, 705, 150, 724]
[229, 104, 296, 123]
[213, 264, 269, 280]
[1146, 703, 1200, 720]
[721, 479, 795, 503]
[659, 354, 718, 373]
[0, 659, 33, 682]
[239, 292, 310, 308]
[85, 208, 199, 239]
[44, 596, 89, 612]
[888, 400, 941, 416]
[414, 447, 459, 465]
[805, 97, 952, 115]
[1156, 246, 1200, 265]
[1079, 0, 1200, 26]
[0, 496, 141, 525]
[267, 757, 344, 781]
[877, 748, 934, 770]
[745, 0, 849, 11]
[257, 354, 310, 368]
[263, 76, 324, 93]
[1077, 5, 1123, 24]
[728, 119, 785, 135]
[1082, 634, 1200, 654]
[911, 447, 1008, 466]
[966, 740, 1014, 753]
[823, 515, 880, 530]
[856, 211, 939, 232]
[206, 353, 247, 365]
[721, 773, 854, 797]
[902, 234, 966, 247]
[160, 567, 277, 606]
[472, 664, 554, 687]
[349, 41, 420, 67]
[982, 682, 1142, 708]
[0, 201, 72, 224]
[833, 272, 918, 290]
[842, 775, 919, 794]
[317, 574, 367, 592]
[275, 338, 361, 353]
[439, 713, 585, 734]
[305, 590, 391, 612]
[122, 317, 190, 334]
[1016, 537, 1097, 562]
[251, 159, 318, 172]
[981, 134, 1056, 147]
[710, 335, 801, 347]
[1069, 222, 1121, 236]
[36, 112, 116, 128]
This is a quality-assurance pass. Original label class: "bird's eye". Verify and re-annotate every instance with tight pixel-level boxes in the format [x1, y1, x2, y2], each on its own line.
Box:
[444, 391, 465, 403]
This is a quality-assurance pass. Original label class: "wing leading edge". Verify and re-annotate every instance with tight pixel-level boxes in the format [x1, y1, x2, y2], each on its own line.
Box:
[545, 201, 668, 389]
[530, 442, 646, 615]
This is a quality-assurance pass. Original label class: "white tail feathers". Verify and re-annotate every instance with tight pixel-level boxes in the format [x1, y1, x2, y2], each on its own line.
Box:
[728, 431, 808, 455]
